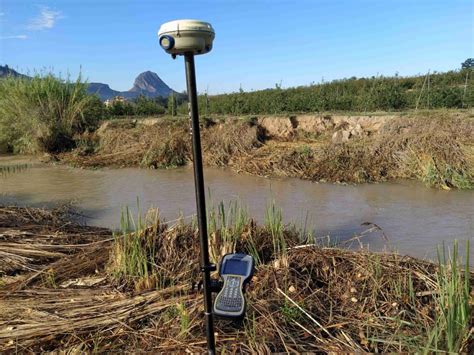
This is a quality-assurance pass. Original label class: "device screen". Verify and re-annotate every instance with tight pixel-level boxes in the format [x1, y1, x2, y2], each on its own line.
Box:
[223, 259, 248, 276]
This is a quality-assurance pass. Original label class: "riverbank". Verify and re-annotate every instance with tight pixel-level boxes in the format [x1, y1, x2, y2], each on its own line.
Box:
[58, 109, 474, 189]
[1, 206, 472, 352]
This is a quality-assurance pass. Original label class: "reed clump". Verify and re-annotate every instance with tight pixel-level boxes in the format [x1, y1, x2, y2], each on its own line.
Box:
[1, 205, 472, 353]
[0, 74, 101, 154]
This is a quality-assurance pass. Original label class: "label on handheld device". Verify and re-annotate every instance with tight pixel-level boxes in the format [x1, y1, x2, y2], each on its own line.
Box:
[213, 253, 254, 319]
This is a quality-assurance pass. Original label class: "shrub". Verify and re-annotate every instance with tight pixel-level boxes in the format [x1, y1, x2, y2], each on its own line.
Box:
[107, 100, 134, 116]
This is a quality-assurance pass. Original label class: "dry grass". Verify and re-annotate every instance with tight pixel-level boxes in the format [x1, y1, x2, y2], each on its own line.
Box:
[201, 118, 263, 166]
[61, 118, 262, 170]
[59, 111, 473, 189]
[1, 206, 472, 353]
[236, 112, 474, 189]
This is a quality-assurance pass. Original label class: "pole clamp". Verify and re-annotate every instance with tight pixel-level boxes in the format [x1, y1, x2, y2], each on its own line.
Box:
[191, 279, 223, 293]
[201, 264, 217, 272]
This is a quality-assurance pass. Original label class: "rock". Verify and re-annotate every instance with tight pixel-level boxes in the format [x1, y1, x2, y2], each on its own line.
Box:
[356, 115, 394, 133]
[331, 115, 347, 126]
[342, 130, 351, 141]
[350, 123, 365, 137]
[257, 117, 294, 139]
[332, 130, 351, 143]
[294, 115, 326, 134]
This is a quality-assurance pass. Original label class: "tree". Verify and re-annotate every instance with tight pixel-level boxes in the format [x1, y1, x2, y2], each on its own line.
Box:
[108, 100, 134, 116]
[167, 93, 177, 116]
[461, 58, 473, 69]
[133, 95, 165, 116]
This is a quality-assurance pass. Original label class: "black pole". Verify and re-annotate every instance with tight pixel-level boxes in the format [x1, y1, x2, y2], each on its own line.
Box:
[184, 52, 216, 355]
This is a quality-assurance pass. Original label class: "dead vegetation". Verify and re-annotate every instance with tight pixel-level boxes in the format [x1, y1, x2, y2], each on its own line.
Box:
[1, 206, 472, 353]
[59, 111, 474, 189]
[61, 118, 263, 170]
[233, 111, 474, 189]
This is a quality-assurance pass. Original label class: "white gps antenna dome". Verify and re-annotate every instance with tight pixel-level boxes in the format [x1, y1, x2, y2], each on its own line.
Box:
[158, 19, 215, 57]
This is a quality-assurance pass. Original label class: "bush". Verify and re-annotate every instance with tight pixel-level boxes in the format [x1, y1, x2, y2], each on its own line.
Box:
[0, 73, 101, 153]
[107, 100, 134, 116]
[81, 95, 105, 131]
[133, 95, 166, 116]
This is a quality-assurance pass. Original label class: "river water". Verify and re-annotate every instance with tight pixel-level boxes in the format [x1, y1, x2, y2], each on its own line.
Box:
[1, 156, 473, 261]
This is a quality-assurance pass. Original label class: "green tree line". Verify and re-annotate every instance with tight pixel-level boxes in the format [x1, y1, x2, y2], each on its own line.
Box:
[193, 68, 473, 115]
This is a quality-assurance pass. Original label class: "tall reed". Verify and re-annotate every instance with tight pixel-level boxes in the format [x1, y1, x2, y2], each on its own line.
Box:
[0, 73, 99, 153]
[110, 205, 160, 289]
[207, 199, 249, 262]
[264, 200, 287, 262]
[425, 240, 471, 352]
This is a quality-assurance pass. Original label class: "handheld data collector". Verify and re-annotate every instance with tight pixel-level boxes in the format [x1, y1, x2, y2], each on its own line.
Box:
[213, 253, 255, 319]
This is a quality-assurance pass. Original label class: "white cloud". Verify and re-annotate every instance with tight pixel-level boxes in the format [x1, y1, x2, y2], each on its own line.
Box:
[28, 7, 62, 30]
[0, 35, 28, 40]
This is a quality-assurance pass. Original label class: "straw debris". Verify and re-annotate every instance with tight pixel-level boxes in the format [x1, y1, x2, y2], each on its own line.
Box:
[60, 110, 474, 189]
[1, 205, 472, 352]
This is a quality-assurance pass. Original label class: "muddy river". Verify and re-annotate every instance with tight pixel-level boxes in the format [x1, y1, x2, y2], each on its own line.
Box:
[1, 156, 473, 261]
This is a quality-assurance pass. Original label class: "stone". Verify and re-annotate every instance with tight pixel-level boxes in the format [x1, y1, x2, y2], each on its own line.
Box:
[294, 115, 326, 134]
[257, 117, 294, 139]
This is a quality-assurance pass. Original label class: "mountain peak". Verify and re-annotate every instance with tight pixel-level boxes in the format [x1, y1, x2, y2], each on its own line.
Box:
[130, 71, 173, 96]
[1, 65, 175, 101]
[0, 65, 27, 78]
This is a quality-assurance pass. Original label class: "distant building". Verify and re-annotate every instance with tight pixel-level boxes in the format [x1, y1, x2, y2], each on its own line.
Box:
[104, 96, 127, 107]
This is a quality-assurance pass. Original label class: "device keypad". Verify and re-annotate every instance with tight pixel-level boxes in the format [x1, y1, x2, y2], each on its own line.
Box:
[216, 276, 243, 312]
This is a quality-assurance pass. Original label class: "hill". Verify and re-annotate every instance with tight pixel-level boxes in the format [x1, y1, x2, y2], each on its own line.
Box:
[0, 65, 175, 101]
[87, 71, 174, 100]
[0, 65, 28, 79]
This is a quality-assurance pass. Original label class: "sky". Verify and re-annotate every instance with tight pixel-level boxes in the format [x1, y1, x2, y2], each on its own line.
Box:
[0, 0, 472, 94]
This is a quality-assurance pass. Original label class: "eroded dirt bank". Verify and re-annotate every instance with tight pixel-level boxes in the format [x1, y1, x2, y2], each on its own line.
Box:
[1, 206, 472, 352]
[59, 110, 474, 189]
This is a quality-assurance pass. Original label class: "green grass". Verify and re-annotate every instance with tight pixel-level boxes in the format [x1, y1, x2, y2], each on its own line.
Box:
[110, 204, 159, 289]
[425, 240, 471, 353]
[264, 200, 287, 261]
[176, 302, 191, 337]
[207, 199, 249, 263]
[421, 159, 473, 190]
[376, 240, 472, 353]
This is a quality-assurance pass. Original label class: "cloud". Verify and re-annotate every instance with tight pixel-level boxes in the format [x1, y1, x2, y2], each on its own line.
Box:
[28, 7, 62, 30]
[0, 35, 28, 40]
